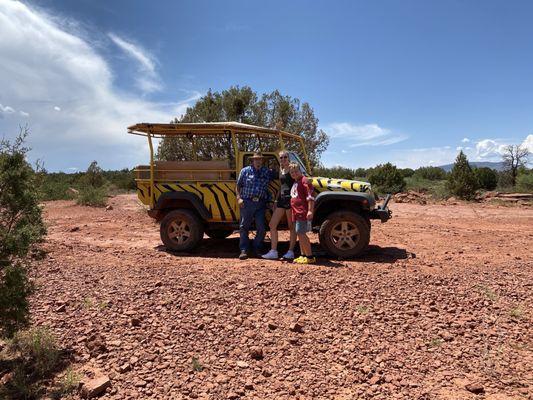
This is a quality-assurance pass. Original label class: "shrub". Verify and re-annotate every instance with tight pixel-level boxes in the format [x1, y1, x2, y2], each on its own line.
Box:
[83, 161, 104, 188]
[447, 151, 479, 200]
[413, 166, 447, 181]
[0, 131, 46, 337]
[77, 185, 107, 207]
[474, 167, 498, 190]
[399, 168, 415, 178]
[313, 166, 355, 180]
[516, 170, 533, 193]
[0, 264, 34, 337]
[405, 176, 450, 199]
[367, 163, 406, 194]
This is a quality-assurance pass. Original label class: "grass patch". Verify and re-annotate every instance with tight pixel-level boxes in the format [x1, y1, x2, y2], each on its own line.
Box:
[509, 306, 524, 319]
[12, 327, 60, 378]
[0, 327, 69, 399]
[426, 338, 443, 348]
[191, 357, 203, 372]
[475, 284, 498, 301]
[51, 367, 80, 399]
[356, 305, 370, 314]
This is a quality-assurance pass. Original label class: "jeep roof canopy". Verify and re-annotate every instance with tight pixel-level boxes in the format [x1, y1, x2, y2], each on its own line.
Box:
[128, 122, 301, 138]
[128, 121, 311, 170]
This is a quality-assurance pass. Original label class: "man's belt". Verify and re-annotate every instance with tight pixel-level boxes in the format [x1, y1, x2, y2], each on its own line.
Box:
[244, 196, 264, 202]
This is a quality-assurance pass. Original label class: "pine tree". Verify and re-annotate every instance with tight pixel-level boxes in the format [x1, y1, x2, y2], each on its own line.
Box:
[447, 151, 479, 200]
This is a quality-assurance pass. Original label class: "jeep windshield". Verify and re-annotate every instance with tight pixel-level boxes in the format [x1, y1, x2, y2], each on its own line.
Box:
[289, 152, 308, 175]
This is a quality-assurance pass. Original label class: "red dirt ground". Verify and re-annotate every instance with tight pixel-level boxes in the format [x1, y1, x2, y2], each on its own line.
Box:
[30, 194, 532, 399]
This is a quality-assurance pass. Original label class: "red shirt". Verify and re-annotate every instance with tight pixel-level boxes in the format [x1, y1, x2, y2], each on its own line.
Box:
[290, 176, 315, 221]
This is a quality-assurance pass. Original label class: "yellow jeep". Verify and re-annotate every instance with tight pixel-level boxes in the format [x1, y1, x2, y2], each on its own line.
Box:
[128, 122, 391, 258]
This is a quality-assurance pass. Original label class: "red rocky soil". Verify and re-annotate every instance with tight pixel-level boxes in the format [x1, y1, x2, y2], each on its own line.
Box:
[30, 194, 532, 399]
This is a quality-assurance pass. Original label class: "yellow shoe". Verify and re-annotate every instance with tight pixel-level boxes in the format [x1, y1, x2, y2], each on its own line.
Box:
[294, 256, 316, 264]
[293, 256, 305, 263]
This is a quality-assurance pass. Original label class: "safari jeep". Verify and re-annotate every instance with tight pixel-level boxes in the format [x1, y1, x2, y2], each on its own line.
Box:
[128, 122, 391, 258]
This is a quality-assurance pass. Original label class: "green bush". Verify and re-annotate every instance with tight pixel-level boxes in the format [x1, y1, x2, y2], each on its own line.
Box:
[77, 185, 107, 207]
[399, 168, 415, 178]
[313, 166, 356, 180]
[447, 151, 479, 200]
[474, 167, 498, 190]
[516, 170, 533, 193]
[0, 264, 33, 337]
[413, 166, 447, 181]
[405, 176, 450, 199]
[1, 131, 46, 337]
[367, 162, 406, 194]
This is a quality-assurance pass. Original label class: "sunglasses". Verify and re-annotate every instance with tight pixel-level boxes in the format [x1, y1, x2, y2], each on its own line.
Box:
[280, 156, 288, 159]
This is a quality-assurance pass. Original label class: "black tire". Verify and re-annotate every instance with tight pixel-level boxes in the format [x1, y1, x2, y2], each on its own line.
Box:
[160, 209, 204, 252]
[319, 211, 370, 258]
[205, 229, 234, 239]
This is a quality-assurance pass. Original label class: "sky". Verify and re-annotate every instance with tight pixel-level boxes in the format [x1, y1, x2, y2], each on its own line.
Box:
[0, 0, 532, 171]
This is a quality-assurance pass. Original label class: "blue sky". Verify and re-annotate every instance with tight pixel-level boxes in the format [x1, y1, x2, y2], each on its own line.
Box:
[0, 0, 532, 171]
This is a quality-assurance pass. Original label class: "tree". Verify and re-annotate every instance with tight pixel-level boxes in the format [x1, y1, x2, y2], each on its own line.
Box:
[413, 166, 447, 181]
[502, 144, 529, 186]
[0, 130, 46, 337]
[474, 167, 498, 190]
[447, 151, 479, 200]
[157, 86, 329, 167]
[367, 163, 406, 194]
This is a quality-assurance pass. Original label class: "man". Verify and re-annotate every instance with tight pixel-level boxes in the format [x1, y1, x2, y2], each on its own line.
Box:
[236, 152, 276, 260]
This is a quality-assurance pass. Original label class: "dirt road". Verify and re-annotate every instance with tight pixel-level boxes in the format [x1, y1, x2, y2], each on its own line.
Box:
[31, 194, 532, 399]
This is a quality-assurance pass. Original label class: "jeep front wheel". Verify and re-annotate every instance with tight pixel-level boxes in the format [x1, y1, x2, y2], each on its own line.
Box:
[319, 211, 370, 258]
[160, 209, 204, 252]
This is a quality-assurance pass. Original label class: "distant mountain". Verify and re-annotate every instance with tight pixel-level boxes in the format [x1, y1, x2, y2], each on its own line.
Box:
[438, 161, 504, 172]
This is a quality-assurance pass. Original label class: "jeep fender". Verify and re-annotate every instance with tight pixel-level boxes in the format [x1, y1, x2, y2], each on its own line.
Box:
[313, 192, 375, 226]
[149, 191, 211, 221]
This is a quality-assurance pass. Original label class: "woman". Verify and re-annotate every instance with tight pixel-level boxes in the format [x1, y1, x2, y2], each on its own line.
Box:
[262, 150, 297, 260]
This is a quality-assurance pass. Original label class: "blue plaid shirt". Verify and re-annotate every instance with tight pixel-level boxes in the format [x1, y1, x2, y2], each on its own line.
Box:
[237, 166, 276, 200]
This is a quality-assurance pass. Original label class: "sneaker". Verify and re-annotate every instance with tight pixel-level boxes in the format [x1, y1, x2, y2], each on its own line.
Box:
[238, 250, 248, 260]
[262, 249, 279, 260]
[282, 250, 295, 259]
[292, 256, 305, 263]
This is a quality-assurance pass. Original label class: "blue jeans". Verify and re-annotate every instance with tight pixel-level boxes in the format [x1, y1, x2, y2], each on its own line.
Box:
[239, 199, 266, 252]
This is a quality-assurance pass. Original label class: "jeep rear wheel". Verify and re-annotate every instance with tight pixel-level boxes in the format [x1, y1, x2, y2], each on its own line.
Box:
[205, 229, 233, 239]
[319, 211, 370, 258]
[160, 209, 204, 252]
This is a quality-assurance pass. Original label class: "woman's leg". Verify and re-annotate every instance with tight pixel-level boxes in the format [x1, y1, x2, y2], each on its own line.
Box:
[269, 207, 284, 250]
[285, 209, 296, 251]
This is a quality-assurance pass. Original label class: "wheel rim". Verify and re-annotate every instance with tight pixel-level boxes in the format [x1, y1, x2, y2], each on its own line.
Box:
[168, 219, 192, 245]
[330, 221, 360, 250]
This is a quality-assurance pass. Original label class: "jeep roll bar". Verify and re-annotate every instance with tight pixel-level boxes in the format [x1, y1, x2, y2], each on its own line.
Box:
[127, 122, 312, 208]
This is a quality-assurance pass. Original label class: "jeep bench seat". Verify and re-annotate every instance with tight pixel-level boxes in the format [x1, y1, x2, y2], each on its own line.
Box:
[136, 160, 232, 181]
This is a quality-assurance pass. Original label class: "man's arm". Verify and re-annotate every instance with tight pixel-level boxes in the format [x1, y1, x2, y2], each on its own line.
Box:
[236, 168, 245, 207]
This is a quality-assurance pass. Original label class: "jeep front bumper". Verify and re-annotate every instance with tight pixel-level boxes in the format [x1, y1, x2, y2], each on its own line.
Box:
[369, 194, 392, 223]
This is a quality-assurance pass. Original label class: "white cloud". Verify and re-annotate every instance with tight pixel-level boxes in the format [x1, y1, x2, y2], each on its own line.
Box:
[475, 139, 506, 159]
[53, 106, 61, 111]
[461, 137, 470, 143]
[0, 103, 15, 114]
[19, 110, 29, 117]
[0, 0, 197, 171]
[326, 122, 407, 147]
[521, 134, 533, 153]
[108, 32, 161, 93]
